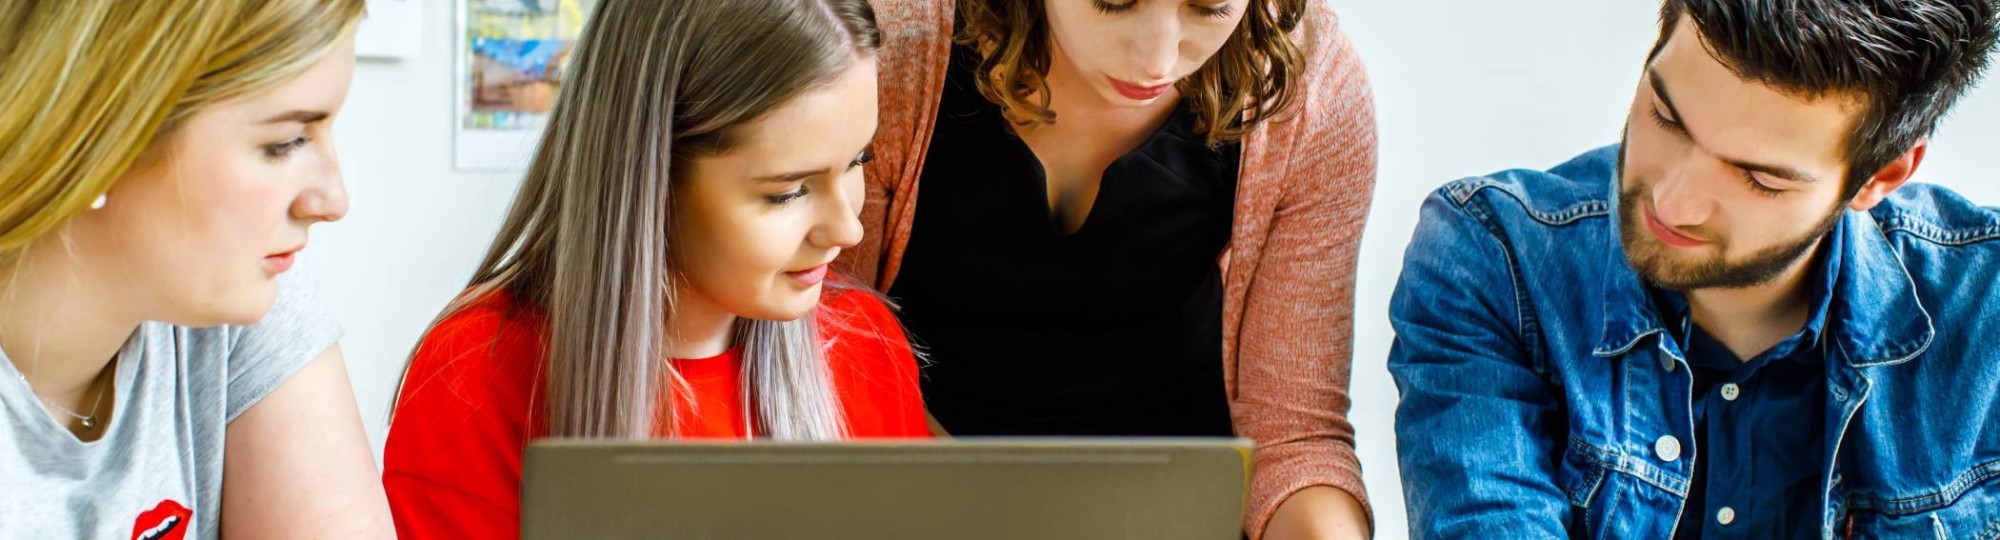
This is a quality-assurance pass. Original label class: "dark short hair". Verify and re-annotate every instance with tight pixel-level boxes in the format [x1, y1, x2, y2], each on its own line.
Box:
[1649, 0, 2000, 195]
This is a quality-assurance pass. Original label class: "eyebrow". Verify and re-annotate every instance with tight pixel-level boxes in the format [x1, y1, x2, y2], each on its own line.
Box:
[260, 110, 330, 124]
[1647, 68, 1822, 184]
[750, 126, 883, 183]
[752, 170, 823, 183]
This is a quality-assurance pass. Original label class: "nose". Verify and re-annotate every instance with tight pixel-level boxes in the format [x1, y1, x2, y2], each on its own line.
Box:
[1128, 9, 1180, 82]
[293, 167, 349, 224]
[809, 171, 866, 250]
[1648, 160, 1715, 228]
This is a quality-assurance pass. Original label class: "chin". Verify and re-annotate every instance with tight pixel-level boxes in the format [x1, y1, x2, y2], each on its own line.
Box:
[744, 292, 821, 322]
[194, 284, 280, 327]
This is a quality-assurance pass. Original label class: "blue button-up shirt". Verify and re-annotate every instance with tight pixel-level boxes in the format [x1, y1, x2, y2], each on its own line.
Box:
[1390, 145, 2000, 539]
[1659, 224, 1839, 539]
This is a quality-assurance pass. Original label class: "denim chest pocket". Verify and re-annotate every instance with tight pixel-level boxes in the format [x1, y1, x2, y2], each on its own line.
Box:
[1843, 471, 2000, 540]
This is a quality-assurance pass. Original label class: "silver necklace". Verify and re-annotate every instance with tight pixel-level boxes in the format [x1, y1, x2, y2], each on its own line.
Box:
[22, 360, 113, 431]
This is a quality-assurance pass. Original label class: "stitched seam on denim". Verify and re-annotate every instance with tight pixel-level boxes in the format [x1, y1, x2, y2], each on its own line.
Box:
[1591, 475, 1620, 540]
[1443, 176, 1611, 226]
[1846, 459, 2000, 514]
[1879, 215, 2000, 246]
[1561, 443, 1608, 508]
[1569, 437, 1688, 497]
[1980, 510, 2000, 540]
[1457, 189, 1546, 370]
[1592, 328, 1664, 358]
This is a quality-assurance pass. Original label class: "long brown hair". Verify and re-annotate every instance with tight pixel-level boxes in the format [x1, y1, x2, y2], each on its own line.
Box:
[441, 0, 880, 439]
[956, 0, 1307, 145]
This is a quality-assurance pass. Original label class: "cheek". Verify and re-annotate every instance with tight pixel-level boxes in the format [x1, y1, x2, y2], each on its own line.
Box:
[1735, 197, 1838, 247]
[1180, 20, 1240, 70]
[195, 157, 296, 250]
[119, 152, 286, 264]
[679, 200, 810, 299]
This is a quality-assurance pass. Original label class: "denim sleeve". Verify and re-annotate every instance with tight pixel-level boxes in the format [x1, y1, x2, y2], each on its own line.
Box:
[1388, 191, 1572, 538]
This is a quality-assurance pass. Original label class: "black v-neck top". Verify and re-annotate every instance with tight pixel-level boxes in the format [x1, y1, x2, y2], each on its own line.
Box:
[887, 44, 1243, 436]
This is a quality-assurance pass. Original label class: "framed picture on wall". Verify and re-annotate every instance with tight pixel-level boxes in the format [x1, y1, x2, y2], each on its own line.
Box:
[453, 0, 596, 171]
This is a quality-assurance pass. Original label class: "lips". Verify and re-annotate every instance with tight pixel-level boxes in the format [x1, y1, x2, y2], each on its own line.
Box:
[264, 244, 304, 274]
[1643, 208, 1707, 248]
[1108, 77, 1171, 101]
[130, 500, 191, 540]
[264, 252, 297, 274]
[786, 263, 830, 286]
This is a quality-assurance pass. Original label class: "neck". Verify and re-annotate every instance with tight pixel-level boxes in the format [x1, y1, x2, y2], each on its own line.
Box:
[667, 291, 736, 360]
[0, 245, 137, 406]
[1683, 240, 1827, 362]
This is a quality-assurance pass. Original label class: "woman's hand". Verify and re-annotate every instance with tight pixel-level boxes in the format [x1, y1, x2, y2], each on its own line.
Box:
[1262, 486, 1370, 540]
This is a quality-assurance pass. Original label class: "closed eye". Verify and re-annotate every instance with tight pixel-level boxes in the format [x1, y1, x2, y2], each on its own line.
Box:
[1740, 171, 1784, 197]
[1192, 2, 1234, 18]
[1647, 108, 1686, 137]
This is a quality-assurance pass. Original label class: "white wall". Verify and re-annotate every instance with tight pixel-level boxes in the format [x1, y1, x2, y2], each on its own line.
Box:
[323, 2, 2000, 538]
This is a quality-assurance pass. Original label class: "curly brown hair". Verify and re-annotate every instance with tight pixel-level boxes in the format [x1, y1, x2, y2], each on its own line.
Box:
[956, 0, 1308, 146]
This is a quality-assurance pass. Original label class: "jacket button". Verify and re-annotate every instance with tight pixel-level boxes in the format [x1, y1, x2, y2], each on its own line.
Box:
[1721, 383, 1741, 401]
[1717, 506, 1737, 525]
[1655, 435, 1682, 462]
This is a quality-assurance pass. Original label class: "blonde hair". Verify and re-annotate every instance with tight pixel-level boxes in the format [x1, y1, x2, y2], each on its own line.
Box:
[0, 0, 366, 258]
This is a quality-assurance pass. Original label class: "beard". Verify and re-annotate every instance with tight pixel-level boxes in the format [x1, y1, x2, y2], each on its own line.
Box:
[1616, 145, 1844, 291]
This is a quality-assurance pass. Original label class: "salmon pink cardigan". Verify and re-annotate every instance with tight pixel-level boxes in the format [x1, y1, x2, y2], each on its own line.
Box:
[837, 1, 1379, 535]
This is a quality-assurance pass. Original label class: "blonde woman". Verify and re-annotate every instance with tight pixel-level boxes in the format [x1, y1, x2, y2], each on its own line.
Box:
[382, 1, 928, 537]
[848, 1, 1377, 538]
[0, 1, 392, 538]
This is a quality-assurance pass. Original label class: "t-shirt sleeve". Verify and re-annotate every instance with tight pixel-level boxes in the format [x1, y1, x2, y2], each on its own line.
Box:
[223, 270, 344, 422]
[382, 299, 540, 540]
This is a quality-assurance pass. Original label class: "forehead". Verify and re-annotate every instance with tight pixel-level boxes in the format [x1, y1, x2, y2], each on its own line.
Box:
[726, 58, 880, 167]
[204, 37, 357, 124]
[1651, 17, 1861, 171]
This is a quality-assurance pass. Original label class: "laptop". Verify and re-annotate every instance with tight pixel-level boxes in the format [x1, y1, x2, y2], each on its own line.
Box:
[521, 438, 1251, 539]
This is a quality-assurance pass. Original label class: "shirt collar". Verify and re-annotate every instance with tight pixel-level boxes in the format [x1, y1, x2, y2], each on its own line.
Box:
[1596, 207, 1933, 369]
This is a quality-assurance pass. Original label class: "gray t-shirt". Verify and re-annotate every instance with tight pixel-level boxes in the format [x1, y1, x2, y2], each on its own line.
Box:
[0, 273, 340, 540]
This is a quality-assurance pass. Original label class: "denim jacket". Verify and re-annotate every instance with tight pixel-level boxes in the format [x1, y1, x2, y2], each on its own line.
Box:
[1389, 145, 2000, 539]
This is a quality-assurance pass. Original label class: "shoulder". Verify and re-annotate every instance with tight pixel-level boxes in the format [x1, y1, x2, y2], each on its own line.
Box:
[867, 0, 954, 96]
[1402, 146, 1622, 300]
[1245, 3, 1374, 200]
[398, 289, 547, 416]
[1864, 183, 2000, 311]
[1430, 145, 1621, 230]
[815, 282, 920, 382]
[816, 282, 907, 353]
[1869, 183, 2000, 250]
[188, 270, 344, 421]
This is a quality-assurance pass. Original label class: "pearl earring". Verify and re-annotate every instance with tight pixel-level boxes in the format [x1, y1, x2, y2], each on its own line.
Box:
[90, 194, 106, 210]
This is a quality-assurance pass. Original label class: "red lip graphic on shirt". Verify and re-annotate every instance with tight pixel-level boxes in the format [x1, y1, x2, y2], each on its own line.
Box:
[130, 500, 191, 540]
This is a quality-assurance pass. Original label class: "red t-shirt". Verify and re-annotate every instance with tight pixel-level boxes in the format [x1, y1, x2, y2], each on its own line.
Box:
[381, 285, 931, 539]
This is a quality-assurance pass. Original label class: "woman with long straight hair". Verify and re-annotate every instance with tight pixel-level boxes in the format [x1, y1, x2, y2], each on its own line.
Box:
[381, 0, 928, 537]
[0, 1, 393, 537]
[849, 0, 1378, 537]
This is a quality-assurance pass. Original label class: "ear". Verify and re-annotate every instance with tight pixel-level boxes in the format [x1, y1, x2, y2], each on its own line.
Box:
[1848, 139, 1926, 212]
